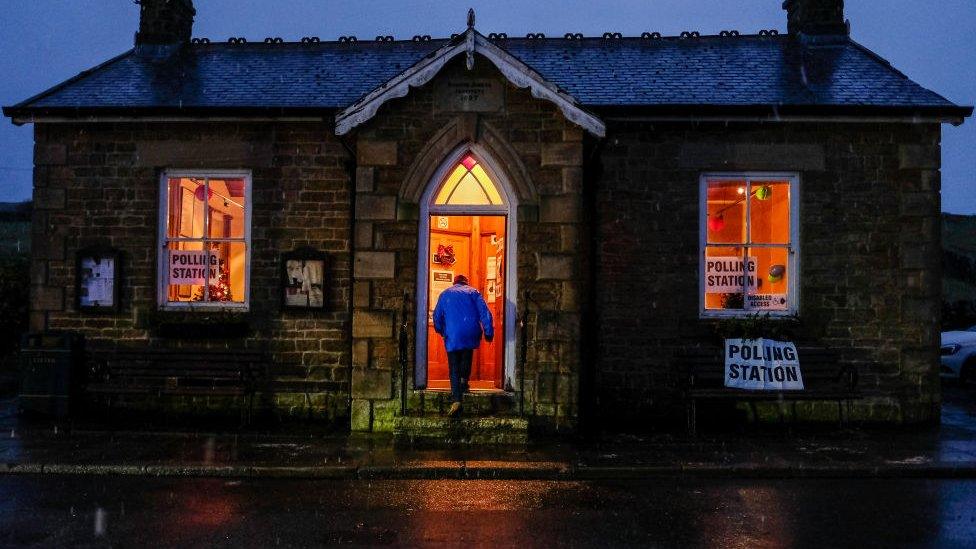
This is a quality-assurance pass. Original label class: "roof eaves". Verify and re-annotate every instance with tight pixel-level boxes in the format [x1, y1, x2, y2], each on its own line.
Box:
[846, 38, 964, 108]
[593, 103, 973, 123]
[2, 105, 338, 125]
[5, 48, 136, 112]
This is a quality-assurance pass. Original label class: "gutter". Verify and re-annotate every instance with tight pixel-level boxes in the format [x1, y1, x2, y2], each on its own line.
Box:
[2, 106, 338, 126]
[593, 104, 973, 127]
[8, 104, 970, 128]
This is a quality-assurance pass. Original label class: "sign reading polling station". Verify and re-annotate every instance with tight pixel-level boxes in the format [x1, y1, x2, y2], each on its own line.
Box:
[724, 338, 804, 391]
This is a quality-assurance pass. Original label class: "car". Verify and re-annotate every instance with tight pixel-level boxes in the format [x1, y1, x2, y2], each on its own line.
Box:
[941, 325, 976, 383]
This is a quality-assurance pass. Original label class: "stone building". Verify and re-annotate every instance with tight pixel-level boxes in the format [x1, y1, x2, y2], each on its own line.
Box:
[4, 0, 971, 439]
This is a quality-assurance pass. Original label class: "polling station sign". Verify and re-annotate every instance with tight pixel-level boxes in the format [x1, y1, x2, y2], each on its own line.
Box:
[724, 338, 804, 391]
[705, 256, 758, 293]
[168, 250, 219, 285]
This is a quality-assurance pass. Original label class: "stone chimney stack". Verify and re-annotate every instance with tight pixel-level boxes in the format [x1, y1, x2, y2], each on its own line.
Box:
[135, 0, 196, 46]
[782, 0, 848, 36]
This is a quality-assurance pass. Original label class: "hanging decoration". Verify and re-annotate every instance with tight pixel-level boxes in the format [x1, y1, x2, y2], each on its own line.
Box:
[768, 264, 786, 283]
[708, 183, 775, 233]
[432, 244, 457, 266]
[194, 183, 214, 202]
[707, 214, 726, 232]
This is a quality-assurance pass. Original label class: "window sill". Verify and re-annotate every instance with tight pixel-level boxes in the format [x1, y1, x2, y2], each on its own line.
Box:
[700, 310, 797, 320]
[147, 309, 254, 339]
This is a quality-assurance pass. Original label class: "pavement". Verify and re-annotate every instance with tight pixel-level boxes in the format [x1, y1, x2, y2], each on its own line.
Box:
[4, 477, 975, 546]
[1, 384, 975, 480]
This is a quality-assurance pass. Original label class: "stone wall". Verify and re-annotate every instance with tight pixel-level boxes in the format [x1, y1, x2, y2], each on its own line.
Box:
[30, 121, 353, 421]
[595, 121, 943, 425]
[348, 57, 587, 433]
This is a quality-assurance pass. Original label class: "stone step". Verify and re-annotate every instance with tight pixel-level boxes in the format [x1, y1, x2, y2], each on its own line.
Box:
[394, 416, 529, 445]
[406, 390, 521, 417]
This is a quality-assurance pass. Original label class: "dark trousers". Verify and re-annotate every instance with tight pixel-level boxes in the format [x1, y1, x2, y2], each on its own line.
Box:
[447, 349, 473, 403]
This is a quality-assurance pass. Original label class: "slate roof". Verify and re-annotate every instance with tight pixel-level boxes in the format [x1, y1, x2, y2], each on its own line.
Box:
[4, 34, 970, 119]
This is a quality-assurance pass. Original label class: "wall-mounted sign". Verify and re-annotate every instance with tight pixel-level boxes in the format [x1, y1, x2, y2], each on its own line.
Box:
[168, 250, 219, 285]
[704, 256, 758, 293]
[724, 338, 804, 391]
[282, 248, 329, 310]
[433, 78, 504, 112]
[76, 247, 121, 312]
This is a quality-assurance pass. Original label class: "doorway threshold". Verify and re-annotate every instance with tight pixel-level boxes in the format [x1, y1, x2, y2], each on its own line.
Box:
[419, 388, 513, 396]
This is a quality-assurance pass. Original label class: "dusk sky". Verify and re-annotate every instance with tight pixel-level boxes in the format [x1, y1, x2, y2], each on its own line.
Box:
[1, 0, 973, 212]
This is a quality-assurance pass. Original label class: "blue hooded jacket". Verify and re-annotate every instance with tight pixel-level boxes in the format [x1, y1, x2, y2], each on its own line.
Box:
[433, 283, 494, 352]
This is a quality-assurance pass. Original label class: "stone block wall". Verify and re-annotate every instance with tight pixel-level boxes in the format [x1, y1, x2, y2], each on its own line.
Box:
[348, 58, 586, 433]
[30, 121, 352, 422]
[595, 121, 943, 425]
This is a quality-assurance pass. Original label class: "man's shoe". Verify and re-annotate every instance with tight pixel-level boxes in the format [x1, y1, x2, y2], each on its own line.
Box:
[447, 402, 462, 417]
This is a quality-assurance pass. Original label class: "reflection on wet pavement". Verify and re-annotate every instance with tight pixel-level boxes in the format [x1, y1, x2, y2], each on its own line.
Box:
[1, 477, 975, 547]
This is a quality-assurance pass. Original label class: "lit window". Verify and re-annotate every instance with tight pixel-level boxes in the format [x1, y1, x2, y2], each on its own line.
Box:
[434, 155, 503, 206]
[702, 174, 798, 316]
[159, 172, 250, 308]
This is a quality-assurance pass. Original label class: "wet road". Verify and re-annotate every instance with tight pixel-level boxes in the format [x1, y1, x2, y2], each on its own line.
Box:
[0, 477, 974, 547]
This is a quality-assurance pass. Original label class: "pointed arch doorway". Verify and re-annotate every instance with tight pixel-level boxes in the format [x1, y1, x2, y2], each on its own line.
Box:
[415, 145, 517, 392]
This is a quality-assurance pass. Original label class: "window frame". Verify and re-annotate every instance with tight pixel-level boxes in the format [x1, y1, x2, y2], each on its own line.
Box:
[428, 152, 510, 216]
[157, 169, 252, 311]
[699, 172, 800, 319]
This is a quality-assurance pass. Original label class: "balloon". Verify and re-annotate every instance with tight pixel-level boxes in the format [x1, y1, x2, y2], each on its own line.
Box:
[768, 264, 786, 283]
[755, 185, 772, 200]
[707, 214, 725, 232]
[194, 184, 213, 201]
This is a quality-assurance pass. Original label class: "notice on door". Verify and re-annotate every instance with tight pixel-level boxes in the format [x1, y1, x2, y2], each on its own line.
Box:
[704, 256, 758, 293]
[724, 338, 804, 391]
[169, 250, 219, 285]
[430, 270, 454, 310]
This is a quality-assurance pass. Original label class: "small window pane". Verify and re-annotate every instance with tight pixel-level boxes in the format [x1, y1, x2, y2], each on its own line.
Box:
[749, 180, 790, 244]
[706, 179, 746, 244]
[165, 240, 211, 303]
[167, 177, 206, 239]
[704, 246, 755, 311]
[471, 165, 503, 205]
[746, 247, 790, 312]
[434, 165, 469, 205]
[206, 242, 246, 303]
[207, 179, 246, 239]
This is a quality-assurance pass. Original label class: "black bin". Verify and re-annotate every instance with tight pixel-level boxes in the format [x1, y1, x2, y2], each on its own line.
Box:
[19, 332, 85, 418]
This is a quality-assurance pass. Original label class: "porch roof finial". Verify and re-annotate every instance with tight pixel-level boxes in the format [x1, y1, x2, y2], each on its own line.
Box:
[467, 8, 475, 29]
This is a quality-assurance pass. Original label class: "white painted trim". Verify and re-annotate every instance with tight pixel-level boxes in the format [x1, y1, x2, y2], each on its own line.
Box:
[415, 143, 519, 390]
[335, 29, 606, 138]
[158, 169, 252, 312]
[699, 172, 800, 319]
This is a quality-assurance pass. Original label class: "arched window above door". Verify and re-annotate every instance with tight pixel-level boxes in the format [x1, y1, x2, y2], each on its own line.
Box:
[433, 154, 504, 206]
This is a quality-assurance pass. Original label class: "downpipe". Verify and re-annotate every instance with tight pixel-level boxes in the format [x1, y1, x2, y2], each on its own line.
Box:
[398, 290, 410, 416]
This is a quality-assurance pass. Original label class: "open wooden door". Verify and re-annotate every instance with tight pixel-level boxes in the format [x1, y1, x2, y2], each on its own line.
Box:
[426, 215, 505, 391]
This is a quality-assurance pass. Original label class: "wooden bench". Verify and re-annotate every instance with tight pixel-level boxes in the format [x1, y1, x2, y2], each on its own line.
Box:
[85, 348, 269, 425]
[677, 346, 859, 435]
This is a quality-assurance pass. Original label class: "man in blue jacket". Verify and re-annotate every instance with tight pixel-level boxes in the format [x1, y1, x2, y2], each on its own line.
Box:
[433, 274, 494, 417]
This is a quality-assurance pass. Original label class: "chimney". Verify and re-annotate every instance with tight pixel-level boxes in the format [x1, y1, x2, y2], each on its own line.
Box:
[135, 0, 195, 46]
[782, 0, 848, 37]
